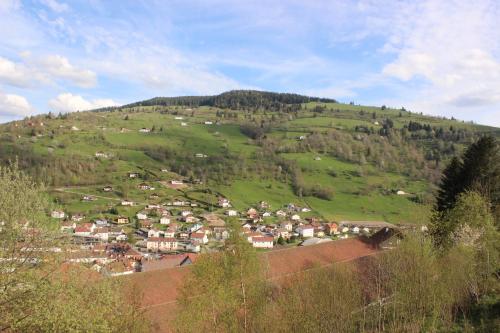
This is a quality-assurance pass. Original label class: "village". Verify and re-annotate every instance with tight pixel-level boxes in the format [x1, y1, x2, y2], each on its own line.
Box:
[51, 174, 390, 277]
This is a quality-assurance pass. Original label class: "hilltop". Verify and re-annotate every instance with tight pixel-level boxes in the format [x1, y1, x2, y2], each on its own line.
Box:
[0, 90, 498, 226]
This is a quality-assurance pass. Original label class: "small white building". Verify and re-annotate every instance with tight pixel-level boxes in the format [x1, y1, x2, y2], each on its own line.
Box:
[160, 216, 171, 225]
[281, 222, 293, 232]
[136, 212, 148, 220]
[171, 180, 184, 185]
[276, 210, 287, 217]
[291, 214, 301, 221]
[181, 210, 192, 218]
[51, 210, 65, 219]
[95, 152, 108, 158]
[297, 225, 314, 238]
[204, 121, 213, 125]
[226, 209, 238, 216]
[251, 236, 274, 249]
[146, 237, 178, 252]
[139, 128, 151, 133]
[121, 200, 135, 206]
[190, 232, 208, 244]
[148, 229, 164, 238]
[218, 198, 231, 208]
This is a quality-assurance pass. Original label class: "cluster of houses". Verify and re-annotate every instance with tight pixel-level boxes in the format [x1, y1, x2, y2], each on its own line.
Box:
[52, 190, 380, 277]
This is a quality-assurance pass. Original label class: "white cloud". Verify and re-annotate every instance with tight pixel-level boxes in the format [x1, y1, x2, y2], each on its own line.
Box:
[40, 0, 69, 13]
[0, 56, 33, 87]
[0, 91, 34, 117]
[49, 93, 118, 112]
[379, 0, 500, 122]
[0, 54, 96, 88]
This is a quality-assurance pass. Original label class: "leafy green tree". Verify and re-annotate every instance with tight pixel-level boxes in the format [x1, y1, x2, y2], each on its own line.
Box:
[175, 221, 267, 332]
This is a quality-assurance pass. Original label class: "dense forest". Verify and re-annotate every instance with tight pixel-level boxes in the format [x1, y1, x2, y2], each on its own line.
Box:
[109, 90, 337, 111]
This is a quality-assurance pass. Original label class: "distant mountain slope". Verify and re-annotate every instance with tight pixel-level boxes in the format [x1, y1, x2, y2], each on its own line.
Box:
[0, 90, 498, 224]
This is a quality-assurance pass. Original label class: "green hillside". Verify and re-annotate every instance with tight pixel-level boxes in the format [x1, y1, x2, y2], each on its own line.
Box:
[1, 90, 498, 224]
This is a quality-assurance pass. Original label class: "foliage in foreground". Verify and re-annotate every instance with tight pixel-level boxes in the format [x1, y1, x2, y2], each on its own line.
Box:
[0, 164, 148, 332]
[174, 193, 499, 332]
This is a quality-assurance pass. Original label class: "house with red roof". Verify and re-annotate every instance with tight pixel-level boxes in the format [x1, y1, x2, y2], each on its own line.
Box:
[190, 232, 208, 244]
[251, 236, 274, 249]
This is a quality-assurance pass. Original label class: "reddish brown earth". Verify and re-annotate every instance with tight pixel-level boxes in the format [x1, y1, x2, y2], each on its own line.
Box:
[124, 238, 379, 332]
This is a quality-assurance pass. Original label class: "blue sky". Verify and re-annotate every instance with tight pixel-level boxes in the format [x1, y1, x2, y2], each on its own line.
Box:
[1, 0, 500, 126]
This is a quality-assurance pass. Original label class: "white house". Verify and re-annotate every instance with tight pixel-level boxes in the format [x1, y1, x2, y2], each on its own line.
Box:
[204, 121, 213, 125]
[297, 225, 314, 238]
[181, 122, 187, 126]
[226, 209, 238, 216]
[280, 222, 293, 232]
[218, 198, 231, 208]
[160, 216, 171, 225]
[195, 153, 208, 158]
[396, 190, 406, 195]
[121, 200, 135, 206]
[51, 210, 65, 219]
[174, 116, 184, 120]
[181, 210, 192, 218]
[139, 128, 151, 133]
[146, 237, 178, 252]
[71, 214, 85, 222]
[352, 226, 360, 234]
[262, 212, 272, 218]
[95, 151, 108, 158]
[136, 212, 148, 220]
[276, 210, 287, 217]
[190, 232, 208, 244]
[74, 223, 96, 237]
[171, 180, 184, 185]
[291, 214, 301, 221]
[251, 236, 274, 249]
[341, 226, 349, 233]
[301, 207, 311, 212]
[93, 227, 109, 241]
[148, 229, 164, 238]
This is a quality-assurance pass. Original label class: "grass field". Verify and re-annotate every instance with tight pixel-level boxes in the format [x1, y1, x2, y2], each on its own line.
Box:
[2, 95, 497, 225]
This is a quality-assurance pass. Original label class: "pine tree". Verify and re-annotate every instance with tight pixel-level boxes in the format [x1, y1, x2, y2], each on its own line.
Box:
[435, 136, 500, 224]
[436, 156, 463, 212]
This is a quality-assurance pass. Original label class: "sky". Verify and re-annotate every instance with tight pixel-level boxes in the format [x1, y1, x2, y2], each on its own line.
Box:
[1, 0, 500, 126]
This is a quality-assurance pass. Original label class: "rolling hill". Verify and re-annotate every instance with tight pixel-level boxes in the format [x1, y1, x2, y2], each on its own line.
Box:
[1, 90, 498, 226]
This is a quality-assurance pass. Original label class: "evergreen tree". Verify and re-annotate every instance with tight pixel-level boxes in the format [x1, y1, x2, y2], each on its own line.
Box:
[436, 156, 463, 212]
[435, 136, 499, 223]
